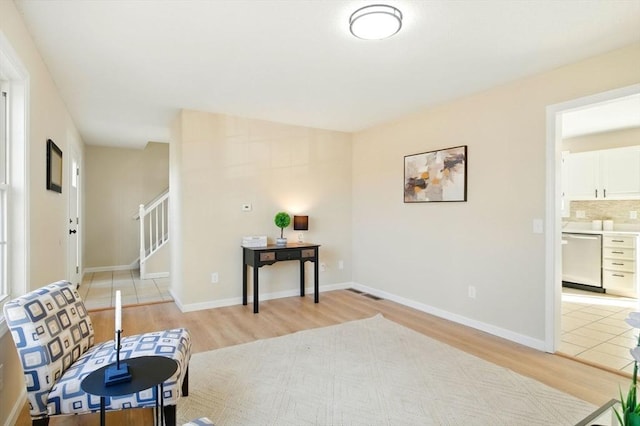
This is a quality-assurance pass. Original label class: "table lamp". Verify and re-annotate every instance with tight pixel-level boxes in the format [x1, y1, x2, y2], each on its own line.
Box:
[294, 215, 309, 242]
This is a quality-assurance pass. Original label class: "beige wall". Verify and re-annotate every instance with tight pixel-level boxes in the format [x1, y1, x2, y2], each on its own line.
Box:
[1, 1, 84, 423]
[145, 241, 169, 276]
[85, 142, 169, 268]
[171, 111, 352, 307]
[562, 127, 640, 152]
[352, 43, 640, 344]
[0, 1, 637, 420]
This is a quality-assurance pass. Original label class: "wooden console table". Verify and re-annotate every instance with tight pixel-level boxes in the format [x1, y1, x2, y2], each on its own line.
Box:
[242, 243, 320, 313]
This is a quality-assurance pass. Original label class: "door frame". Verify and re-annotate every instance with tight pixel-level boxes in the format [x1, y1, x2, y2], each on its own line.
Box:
[544, 83, 640, 352]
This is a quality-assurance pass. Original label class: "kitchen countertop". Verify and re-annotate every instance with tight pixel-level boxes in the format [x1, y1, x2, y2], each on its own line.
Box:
[562, 222, 640, 236]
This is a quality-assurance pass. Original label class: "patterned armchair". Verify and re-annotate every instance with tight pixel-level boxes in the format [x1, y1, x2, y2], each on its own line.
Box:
[3, 281, 191, 426]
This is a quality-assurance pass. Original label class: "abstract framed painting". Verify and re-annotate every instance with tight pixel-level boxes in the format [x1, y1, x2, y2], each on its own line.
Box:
[404, 145, 467, 203]
[46, 139, 63, 193]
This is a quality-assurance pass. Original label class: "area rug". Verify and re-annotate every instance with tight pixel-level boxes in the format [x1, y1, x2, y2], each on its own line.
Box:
[177, 315, 595, 425]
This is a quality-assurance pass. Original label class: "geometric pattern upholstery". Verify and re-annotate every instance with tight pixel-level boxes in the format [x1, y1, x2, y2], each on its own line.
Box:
[3, 280, 191, 421]
[48, 329, 190, 415]
[183, 417, 215, 426]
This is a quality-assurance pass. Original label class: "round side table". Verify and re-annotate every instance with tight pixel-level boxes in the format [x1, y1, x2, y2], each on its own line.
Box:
[81, 355, 178, 426]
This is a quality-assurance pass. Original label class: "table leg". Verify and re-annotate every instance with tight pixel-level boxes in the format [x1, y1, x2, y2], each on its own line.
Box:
[300, 260, 305, 297]
[160, 383, 165, 426]
[314, 258, 319, 303]
[155, 385, 159, 425]
[100, 397, 105, 426]
[253, 265, 259, 313]
[242, 263, 247, 305]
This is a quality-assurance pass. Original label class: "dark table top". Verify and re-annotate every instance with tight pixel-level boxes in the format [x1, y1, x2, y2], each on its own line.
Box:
[81, 355, 178, 398]
[242, 242, 320, 251]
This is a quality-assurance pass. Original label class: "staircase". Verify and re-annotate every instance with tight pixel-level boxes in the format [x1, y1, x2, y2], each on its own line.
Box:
[138, 189, 169, 279]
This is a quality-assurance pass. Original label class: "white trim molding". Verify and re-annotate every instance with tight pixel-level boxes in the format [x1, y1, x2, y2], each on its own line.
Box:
[4, 388, 26, 426]
[544, 83, 640, 353]
[143, 272, 169, 279]
[83, 263, 138, 274]
[0, 315, 7, 337]
[174, 282, 352, 313]
[352, 282, 547, 351]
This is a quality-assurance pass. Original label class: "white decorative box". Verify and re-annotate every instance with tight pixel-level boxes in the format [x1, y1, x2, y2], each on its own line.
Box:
[242, 236, 267, 247]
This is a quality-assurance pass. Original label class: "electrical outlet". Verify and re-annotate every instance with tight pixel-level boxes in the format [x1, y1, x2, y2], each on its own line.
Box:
[241, 203, 252, 212]
[320, 263, 326, 272]
[532, 219, 543, 234]
[576, 210, 586, 219]
[338, 260, 344, 270]
[631, 211, 638, 220]
[211, 272, 219, 284]
[468, 286, 476, 299]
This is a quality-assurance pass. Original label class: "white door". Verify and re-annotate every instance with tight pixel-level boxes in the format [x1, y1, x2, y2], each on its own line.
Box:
[68, 148, 81, 288]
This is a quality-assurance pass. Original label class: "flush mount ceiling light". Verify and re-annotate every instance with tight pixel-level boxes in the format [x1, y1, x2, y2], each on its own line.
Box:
[349, 4, 403, 40]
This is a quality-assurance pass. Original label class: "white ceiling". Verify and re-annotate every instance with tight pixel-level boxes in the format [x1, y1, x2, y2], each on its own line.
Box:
[562, 93, 640, 139]
[14, 0, 640, 149]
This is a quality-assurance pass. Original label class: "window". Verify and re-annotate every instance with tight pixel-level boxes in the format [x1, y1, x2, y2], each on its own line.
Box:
[0, 32, 28, 332]
[0, 81, 7, 306]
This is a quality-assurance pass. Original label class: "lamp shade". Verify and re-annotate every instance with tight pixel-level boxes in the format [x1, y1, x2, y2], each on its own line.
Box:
[349, 4, 403, 40]
[293, 215, 309, 231]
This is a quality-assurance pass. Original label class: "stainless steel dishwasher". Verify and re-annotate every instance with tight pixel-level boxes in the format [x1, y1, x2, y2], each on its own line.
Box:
[562, 232, 603, 292]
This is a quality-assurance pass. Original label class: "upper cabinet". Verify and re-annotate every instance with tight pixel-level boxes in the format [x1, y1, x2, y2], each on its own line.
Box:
[566, 145, 640, 200]
[566, 150, 599, 200]
[601, 147, 640, 199]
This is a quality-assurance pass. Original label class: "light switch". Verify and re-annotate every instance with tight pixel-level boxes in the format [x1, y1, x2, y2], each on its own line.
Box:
[631, 211, 638, 220]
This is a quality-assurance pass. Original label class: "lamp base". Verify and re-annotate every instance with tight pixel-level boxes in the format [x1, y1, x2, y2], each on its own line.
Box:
[104, 362, 131, 386]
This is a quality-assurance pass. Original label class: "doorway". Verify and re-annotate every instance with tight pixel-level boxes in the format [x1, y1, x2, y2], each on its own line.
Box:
[546, 84, 640, 372]
[67, 145, 81, 288]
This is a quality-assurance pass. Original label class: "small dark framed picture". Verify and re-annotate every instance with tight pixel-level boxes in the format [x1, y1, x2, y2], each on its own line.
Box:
[404, 145, 467, 203]
[46, 139, 62, 193]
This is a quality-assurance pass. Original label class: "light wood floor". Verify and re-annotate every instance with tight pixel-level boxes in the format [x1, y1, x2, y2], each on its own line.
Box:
[16, 289, 629, 425]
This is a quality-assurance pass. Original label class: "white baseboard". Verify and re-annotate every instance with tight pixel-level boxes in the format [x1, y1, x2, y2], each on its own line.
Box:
[142, 272, 169, 279]
[172, 280, 543, 350]
[174, 282, 352, 313]
[84, 264, 137, 273]
[4, 388, 26, 426]
[351, 282, 547, 351]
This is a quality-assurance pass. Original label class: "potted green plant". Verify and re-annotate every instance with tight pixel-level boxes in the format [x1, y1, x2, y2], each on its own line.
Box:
[617, 312, 640, 425]
[274, 212, 291, 246]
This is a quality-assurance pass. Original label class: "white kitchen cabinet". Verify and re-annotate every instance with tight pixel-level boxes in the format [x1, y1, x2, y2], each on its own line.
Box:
[566, 145, 640, 200]
[566, 151, 599, 200]
[601, 146, 640, 199]
[602, 234, 638, 298]
[561, 151, 570, 218]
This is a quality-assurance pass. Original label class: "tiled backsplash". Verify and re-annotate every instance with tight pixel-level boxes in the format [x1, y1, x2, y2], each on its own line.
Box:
[570, 200, 640, 223]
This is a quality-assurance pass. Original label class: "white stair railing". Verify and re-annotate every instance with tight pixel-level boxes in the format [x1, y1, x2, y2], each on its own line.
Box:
[139, 189, 169, 279]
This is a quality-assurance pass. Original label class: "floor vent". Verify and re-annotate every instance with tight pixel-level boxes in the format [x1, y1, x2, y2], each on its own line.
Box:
[363, 293, 383, 301]
[347, 288, 364, 294]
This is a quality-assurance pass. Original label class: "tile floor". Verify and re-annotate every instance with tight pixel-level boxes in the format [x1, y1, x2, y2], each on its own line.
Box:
[561, 288, 639, 374]
[80, 269, 172, 310]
